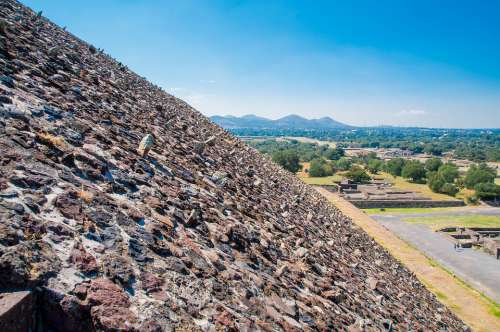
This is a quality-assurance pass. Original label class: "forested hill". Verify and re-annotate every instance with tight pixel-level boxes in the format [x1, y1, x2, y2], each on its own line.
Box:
[211, 114, 351, 129]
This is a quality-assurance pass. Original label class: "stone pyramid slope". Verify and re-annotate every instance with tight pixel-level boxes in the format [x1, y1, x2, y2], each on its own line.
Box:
[0, 1, 465, 331]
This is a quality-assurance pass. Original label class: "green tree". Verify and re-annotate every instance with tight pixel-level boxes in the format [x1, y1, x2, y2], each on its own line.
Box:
[426, 164, 460, 196]
[440, 183, 459, 196]
[427, 171, 445, 193]
[272, 150, 302, 173]
[423, 144, 443, 156]
[401, 161, 426, 182]
[345, 166, 371, 183]
[308, 158, 334, 177]
[425, 158, 443, 172]
[464, 163, 496, 189]
[367, 159, 384, 174]
[323, 147, 344, 160]
[335, 157, 352, 171]
[474, 183, 500, 199]
[385, 158, 406, 177]
[437, 163, 459, 183]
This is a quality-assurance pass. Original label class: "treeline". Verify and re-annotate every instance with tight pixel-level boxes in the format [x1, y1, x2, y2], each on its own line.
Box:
[236, 127, 500, 162]
[250, 139, 344, 162]
[250, 139, 355, 177]
[253, 139, 500, 201]
[376, 156, 499, 201]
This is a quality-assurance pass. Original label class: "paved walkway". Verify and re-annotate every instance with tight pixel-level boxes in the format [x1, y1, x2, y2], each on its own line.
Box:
[315, 187, 500, 332]
[371, 206, 500, 219]
[373, 214, 500, 303]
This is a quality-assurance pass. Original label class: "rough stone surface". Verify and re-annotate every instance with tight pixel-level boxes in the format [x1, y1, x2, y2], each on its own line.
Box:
[0, 1, 467, 331]
[0, 291, 35, 331]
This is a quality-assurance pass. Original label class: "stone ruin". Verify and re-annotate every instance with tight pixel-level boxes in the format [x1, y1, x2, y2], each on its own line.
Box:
[335, 180, 464, 209]
[0, 1, 468, 331]
[440, 227, 500, 259]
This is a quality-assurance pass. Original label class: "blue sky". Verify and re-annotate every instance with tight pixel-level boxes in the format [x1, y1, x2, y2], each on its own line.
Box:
[22, 0, 500, 128]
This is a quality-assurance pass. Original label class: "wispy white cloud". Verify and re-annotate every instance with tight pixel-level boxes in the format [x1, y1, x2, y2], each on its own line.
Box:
[185, 93, 214, 108]
[168, 87, 185, 92]
[199, 79, 216, 84]
[397, 109, 427, 117]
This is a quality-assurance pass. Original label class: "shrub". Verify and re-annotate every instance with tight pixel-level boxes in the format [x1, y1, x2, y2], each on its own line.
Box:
[437, 163, 459, 183]
[440, 183, 459, 196]
[272, 149, 302, 173]
[466, 195, 479, 205]
[385, 158, 406, 176]
[464, 163, 496, 189]
[427, 172, 444, 193]
[345, 166, 371, 183]
[323, 147, 344, 160]
[309, 158, 334, 177]
[401, 161, 426, 182]
[335, 157, 352, 171]
[474, 182, 500, 199]
[427, 164, 460, 196]
[425, 158, 443, 172]
[367, 159, 384, 174]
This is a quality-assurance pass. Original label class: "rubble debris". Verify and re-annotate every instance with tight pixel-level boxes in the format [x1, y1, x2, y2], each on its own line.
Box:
[0, 1, 467, 331]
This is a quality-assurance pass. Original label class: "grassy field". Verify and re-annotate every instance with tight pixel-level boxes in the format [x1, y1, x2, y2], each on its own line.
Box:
[495, 178, 500, 185]
[297, 162, 343, 185]
[403, 215, 500, 230]
[363, 207, 462, 215]
[377, 172, 459, 201]
[300, 175, 342, 185]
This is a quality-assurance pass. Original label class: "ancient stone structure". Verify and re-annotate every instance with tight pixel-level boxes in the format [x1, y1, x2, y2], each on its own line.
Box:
[0, 1, 467, 331]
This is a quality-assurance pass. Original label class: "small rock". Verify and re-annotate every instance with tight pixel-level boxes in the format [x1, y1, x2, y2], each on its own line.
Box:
[69, 242, 98, 275]
[137, 134, 154, 157]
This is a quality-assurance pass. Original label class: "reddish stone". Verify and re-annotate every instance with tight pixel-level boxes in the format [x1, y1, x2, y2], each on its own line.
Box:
[87, 278, 130, 308]
[70, 242, 98, 274]
[150, 290, 168, 302]
[72, 282, 91, 299]
[55, 192, 82, 220]
[214, 309, 237, 331]
[140, 271, 163, 293]
[91, 305, 138, 332]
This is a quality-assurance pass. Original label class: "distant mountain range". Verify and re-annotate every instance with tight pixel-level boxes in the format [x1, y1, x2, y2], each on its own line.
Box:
[211, 114, 351, 129]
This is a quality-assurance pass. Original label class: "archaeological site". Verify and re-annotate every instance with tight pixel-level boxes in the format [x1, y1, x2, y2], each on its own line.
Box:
[0, 1, 469, 331]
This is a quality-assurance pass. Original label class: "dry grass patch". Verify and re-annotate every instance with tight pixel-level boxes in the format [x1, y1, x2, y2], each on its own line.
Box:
[38, 132, 67, 149]
[77, 189, 94, 204]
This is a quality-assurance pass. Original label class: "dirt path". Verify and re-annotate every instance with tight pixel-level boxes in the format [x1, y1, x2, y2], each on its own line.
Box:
[316, 187, 500, 332]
